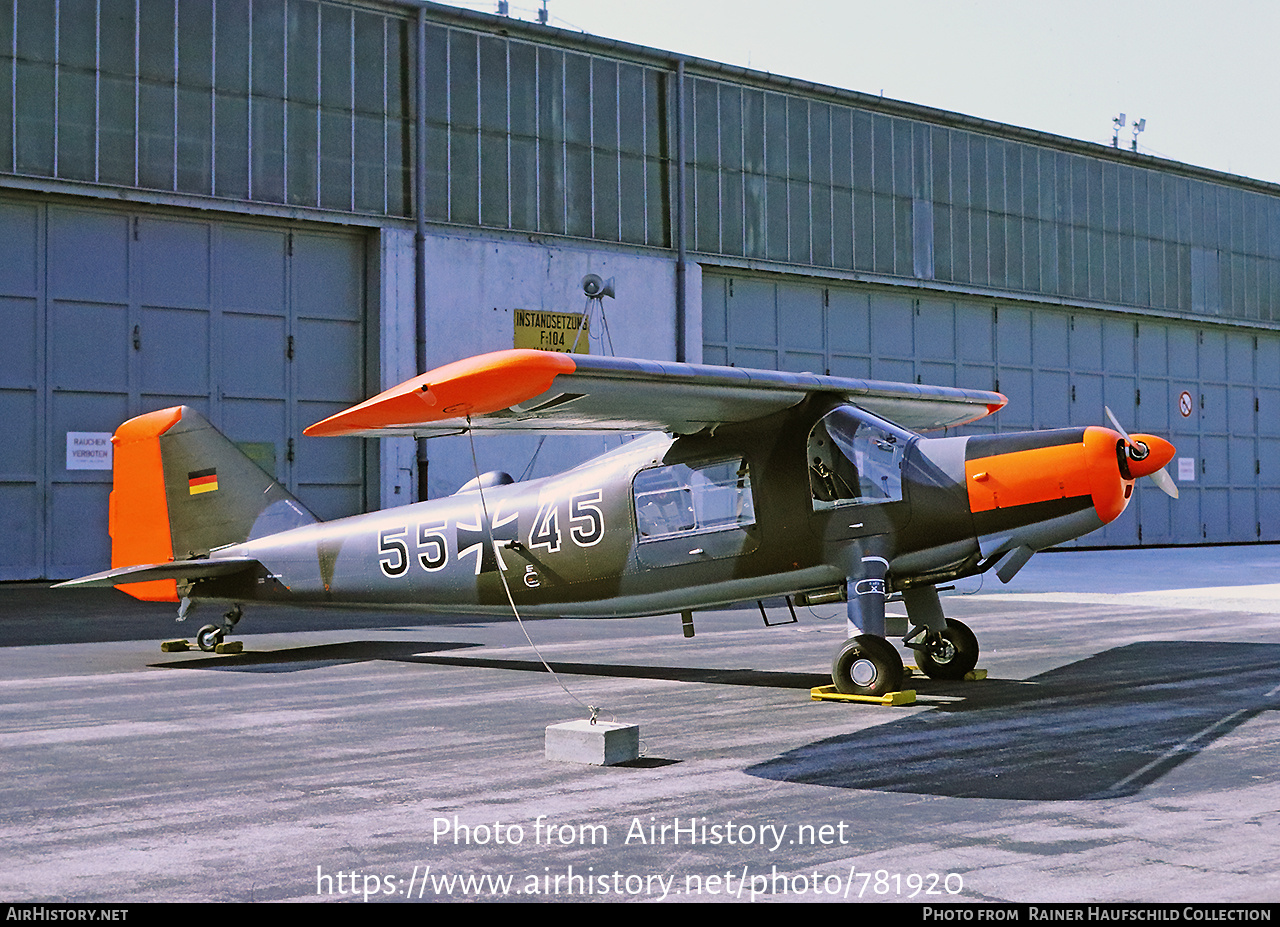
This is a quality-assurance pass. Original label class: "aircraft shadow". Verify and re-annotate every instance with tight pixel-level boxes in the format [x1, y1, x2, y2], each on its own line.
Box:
[403, 654, 833, 689]
[150, 639, 481, 672]
[748, 641, 1280, 800]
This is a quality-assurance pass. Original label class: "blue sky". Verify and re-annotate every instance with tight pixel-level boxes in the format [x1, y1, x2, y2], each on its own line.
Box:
[431, 0, 1280, 185]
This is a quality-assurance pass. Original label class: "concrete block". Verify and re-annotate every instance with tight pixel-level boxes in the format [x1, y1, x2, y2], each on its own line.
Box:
[545, 720, 639, 766]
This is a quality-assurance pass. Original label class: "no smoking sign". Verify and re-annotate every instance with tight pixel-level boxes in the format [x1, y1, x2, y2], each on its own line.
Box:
[1178, 390, 1194, 418]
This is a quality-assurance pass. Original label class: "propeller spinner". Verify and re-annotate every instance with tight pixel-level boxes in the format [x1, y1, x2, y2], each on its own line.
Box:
[1104, 407, 1179, 499]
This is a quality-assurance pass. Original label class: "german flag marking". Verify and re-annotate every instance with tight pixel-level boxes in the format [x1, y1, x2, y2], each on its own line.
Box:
[188, 468, 218, 495]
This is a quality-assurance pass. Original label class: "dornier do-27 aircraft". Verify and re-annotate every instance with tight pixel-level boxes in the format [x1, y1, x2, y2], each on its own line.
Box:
[59, 349, 1177, 698]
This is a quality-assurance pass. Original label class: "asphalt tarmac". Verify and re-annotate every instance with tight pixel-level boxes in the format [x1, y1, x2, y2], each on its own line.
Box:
[2, 545, 1278, 904]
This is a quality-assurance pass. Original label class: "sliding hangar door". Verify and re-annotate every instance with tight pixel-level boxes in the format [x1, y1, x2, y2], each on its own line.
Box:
[0, 196, 370, 580]
[703, 271, 1280, 547]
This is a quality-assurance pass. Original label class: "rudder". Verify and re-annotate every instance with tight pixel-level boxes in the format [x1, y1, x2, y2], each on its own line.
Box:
[110, 406, 316, 601]
[110, 408, 183, 601]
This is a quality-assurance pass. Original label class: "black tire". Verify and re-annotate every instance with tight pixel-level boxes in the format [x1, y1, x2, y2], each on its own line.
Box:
[196, 624, 224, 653]
[912, 618, 979, 680]
[831, 634, 904, 697]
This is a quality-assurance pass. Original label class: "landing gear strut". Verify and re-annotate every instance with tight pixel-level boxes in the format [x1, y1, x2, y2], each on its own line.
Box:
[196, 605, 243, 652]
[831, 544, 904, 696]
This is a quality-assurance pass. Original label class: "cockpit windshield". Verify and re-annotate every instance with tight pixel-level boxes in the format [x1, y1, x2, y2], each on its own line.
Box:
[807, 406, 910, 509]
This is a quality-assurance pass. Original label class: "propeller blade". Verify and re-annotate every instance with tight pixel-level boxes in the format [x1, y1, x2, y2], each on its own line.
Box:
[1104, 406, 1130, 443]
[1150, 465, 1180, 499]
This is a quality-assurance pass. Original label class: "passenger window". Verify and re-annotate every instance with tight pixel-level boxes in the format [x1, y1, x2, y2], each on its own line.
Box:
[808, 407, 907, 509]
[634, 458, 755, 540]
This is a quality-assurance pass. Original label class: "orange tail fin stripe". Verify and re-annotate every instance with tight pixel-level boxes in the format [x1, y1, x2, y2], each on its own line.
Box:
[110, 406, 183, 603]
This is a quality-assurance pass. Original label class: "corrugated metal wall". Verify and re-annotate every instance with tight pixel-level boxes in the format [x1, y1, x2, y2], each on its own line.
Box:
[0, 196, 369, 579]
[703, 270, 1280, 547]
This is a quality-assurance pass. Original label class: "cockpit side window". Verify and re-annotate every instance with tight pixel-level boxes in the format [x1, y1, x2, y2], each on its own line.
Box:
[634, 458, 755, 540]
[808, 407, 907, 509]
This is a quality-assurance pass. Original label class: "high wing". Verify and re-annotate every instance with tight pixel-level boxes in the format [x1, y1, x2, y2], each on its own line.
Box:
[304, 350, 1007, 438]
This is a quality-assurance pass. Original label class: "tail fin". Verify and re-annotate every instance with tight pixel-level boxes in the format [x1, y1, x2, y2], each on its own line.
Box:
[110, 406, 316, 602]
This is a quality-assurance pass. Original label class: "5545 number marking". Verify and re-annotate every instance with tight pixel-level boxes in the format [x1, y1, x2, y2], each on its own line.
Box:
[378, 490, 605, 579]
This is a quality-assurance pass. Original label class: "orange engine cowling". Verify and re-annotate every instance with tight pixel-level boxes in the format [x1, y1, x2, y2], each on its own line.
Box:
[965, 427, 1174, 527]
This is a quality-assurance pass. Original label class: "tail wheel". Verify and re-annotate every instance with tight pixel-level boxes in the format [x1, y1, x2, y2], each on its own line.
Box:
[912, 618, 979, 680]
[196, 624, 224, 653]
[832, 635, 904, 697]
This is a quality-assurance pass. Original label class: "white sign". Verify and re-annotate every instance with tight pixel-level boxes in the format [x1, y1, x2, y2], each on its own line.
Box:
[66, 432, 113, 470]
[1177, 457, 1196, 482]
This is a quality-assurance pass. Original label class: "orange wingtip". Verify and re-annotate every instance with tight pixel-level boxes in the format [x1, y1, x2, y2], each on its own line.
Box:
[304, 350, 578, 437]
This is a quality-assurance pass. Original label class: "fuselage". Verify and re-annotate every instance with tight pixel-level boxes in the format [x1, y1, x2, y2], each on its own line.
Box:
[192, 401, 1154, 618]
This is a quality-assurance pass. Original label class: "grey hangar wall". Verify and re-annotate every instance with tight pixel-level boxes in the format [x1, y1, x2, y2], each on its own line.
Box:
[1, 0, 1276, 578]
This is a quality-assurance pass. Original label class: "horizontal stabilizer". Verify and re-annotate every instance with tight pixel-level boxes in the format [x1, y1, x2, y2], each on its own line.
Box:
[305, 350, 1007, 438]
[54, 557, 261, 590]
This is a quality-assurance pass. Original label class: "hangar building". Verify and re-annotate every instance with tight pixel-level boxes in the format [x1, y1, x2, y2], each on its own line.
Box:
[3, 0, 1278, 579]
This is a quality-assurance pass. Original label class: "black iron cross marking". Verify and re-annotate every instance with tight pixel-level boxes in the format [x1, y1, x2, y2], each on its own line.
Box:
[456, 508, 520, 574]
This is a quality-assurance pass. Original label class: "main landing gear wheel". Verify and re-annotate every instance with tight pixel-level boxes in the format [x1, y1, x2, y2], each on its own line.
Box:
[911, 618, 979, 680]
[196, 624, 224, 653]
[832, 634, 904, 697]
